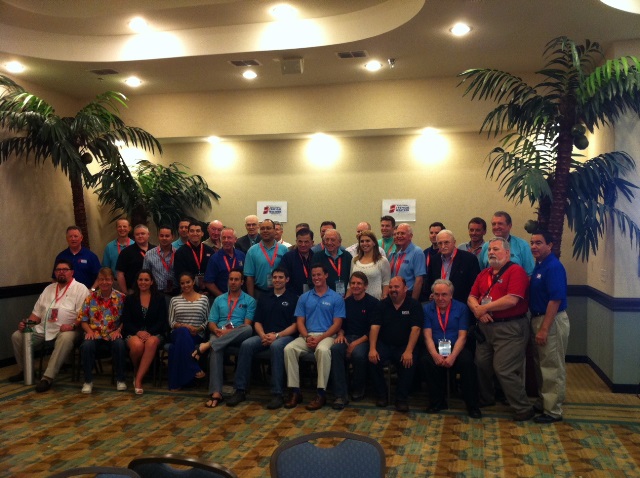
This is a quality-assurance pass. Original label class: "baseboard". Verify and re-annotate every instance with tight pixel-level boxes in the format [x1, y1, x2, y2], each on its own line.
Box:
[0, 357, 17, 368]
[567, 354, 639, 394]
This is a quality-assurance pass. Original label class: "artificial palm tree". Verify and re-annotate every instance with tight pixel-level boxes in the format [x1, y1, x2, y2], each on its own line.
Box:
[95, 159, 220, 230]
[458, 36, 640, 259]
[0, 74, 161, 247]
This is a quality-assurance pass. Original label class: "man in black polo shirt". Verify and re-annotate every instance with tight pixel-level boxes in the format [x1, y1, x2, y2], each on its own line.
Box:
[280, 227, 314, 295]
[226, 267, 299, 409]
[330, 271, 379, 409]
[368, 276, 423, 412]
[116, 224, 155, 294]
[174, 222, 214, 293]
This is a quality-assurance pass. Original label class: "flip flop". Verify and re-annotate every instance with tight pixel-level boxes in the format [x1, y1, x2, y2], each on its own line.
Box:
[192, 344, 206, 361]
[195, 370, 206, 379]
[205, 395, 224, 408]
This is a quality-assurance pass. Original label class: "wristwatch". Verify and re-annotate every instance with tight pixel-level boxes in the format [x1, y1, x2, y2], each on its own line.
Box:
[275, 333, 280, 339]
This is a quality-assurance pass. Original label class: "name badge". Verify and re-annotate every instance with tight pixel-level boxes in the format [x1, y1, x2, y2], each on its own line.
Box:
[481, 296, 492, 305]
[225, 323, 234, 330]
[49, 308, 59, 322]
[401, 310, 410, 315]
[196, 273, 204, 290]
[79, 259, 87, 264]
[438, 339, 452, 356]
[335, 280, 345, 297]
[302, 283, 310, 293]
[266, 272, 273, 288]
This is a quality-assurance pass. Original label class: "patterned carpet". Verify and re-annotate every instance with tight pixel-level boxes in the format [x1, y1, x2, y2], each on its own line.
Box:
[1, 363, 639, 477]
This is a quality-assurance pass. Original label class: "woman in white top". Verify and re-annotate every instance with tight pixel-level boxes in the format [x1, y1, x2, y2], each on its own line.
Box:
[350, 230, 390, 300]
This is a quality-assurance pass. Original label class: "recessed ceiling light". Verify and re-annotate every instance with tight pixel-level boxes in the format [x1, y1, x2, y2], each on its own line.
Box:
[243, 70, 257, 80]
[364, 61, 383, 72]
[207, 136, 221, 144]
[5, 61, 25, 73]
[599, 0, 640, 14]
[128, 17, 148, 32]
[450, 23, 471, 36]
[270, 4, 298, 20]
[124, 76, 142, 87]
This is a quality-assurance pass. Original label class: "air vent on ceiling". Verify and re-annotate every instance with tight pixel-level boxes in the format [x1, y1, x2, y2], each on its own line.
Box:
[89, 68, 119, 76]
[336, 50, 368, 59]
[281, 57, 303, 75]
[229, 59, 261, 67]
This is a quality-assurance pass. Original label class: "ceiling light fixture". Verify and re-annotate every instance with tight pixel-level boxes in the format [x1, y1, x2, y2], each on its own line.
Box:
[124, 76, 142, 87]
[599, 0, 640, 14]
[243, 70, 257, 80]
[450, 23, 472, 36]
[270, 4, 298, 20]
[207, 136, 221, 144]
[364, 61, 383, 72]
[5, 61, 25, 73]
[128, 17, 148, 32]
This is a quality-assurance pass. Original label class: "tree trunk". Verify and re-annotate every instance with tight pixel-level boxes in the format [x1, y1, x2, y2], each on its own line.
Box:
[70, 170, 90, 248]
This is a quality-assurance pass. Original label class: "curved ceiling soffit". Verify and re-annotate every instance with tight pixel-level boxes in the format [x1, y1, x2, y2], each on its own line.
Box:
[0, 0, 425, 63]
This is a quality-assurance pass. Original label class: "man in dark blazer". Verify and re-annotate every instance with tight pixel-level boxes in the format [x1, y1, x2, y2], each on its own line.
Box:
[235, 214, 261, 253]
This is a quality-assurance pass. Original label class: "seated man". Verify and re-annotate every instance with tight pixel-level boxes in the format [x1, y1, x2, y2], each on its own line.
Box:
[422, 279, 481, 418]
[368, 276, 422, 412]
[10, 259, 89, 392]
[330, 271, 379, 409]
[78, 267, 127, 394]
[197, 268, 256, 408]
[284, 264, 345, 411]
[226, 267, 299, 409]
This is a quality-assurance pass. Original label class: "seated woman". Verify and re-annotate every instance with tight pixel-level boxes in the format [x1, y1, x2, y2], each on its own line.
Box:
[78, 267, 127, 394]
[121, 269, 168, 394]
[167, 272, 209, 391]
[350, 230, 390, 300]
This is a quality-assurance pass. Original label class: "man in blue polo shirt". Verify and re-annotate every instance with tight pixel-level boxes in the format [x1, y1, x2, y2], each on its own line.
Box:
[479, 211, 535, 275]
[529, 231, 569, 424]
[172, 219, 190, 249]
[204, 227, 245, 298]
[244, 219, 287, 299]
[53, 226, 101, 289]
[389, 223, 425, 301]
[284, 263, 345, 411]
[102, 218, 132, 275]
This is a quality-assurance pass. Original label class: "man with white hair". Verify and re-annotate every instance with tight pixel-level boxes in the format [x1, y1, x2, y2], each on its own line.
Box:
[235, 215, 261, 253]
[311, 229, 352, 295]
[388, 223, 425, 301]
[203, 219, 224, 252]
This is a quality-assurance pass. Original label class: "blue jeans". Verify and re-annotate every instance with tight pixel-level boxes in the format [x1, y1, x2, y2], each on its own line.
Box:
[234, 335, 294, 395]
[80, 337, 126, 382]
[330, 336, 368, 400]
[208, 325, 252, 394]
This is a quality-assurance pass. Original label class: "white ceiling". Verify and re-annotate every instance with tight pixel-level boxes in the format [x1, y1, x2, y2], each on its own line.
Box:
[0, 0, 639, 99]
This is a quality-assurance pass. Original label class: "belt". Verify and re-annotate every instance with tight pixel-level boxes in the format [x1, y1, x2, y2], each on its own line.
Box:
[492, 314, 527, 323]
[530, 311, 544, 317]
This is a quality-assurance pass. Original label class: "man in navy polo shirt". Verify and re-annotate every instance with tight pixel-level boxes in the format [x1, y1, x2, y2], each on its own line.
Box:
[53, 226, 101, 289]
[529, 231, 569, 424]
[280, 227, 314, 295]
[204, 227, 245, 298]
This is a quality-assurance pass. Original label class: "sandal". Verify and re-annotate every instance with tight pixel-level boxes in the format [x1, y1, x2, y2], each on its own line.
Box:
[192, 343, 207, 361]
[195, 370, 206, 379]
[205, 394, 224, 408]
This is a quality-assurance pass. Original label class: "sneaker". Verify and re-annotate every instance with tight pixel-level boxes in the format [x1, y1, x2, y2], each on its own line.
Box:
[116, 381, 127, 391]
[266, 395, 285, 410]
[226, 390, 246, 407]
[81, 382, 93, 394]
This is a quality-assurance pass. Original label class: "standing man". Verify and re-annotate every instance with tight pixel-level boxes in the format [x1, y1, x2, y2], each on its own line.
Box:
[9, 259, 89, 392]
[284, 264, 345, 411]
[203, 220, 224, 252]
[424, 221, 446, 274]
[143, 226, 177, 297]
[172, 218, 191, 249]
[202, 268, 256, 408]
[389, 223, 425, 301]
[235, 215, 261, 253]
[459, 217, 487, 259]
[345, 221, 372, 256]
[311, 229, 352, 295]
[204, 227, 245, 298]
[468, 237, 534, 421]
[116, 224, 155, 294]
[244, 219, 287, 299]
[379, 215, 397, 259]
[174, 222, 214, 293]
[280, 227, 314, 295]
[368, 276, 422, 412]
[53, 226, 101, 289]
[330, 271, 379, 409]
[310, 220, 337, 253]
[529, 231, 569, 424]
[226, 267, 299, 409]
[102, 218, 132, 274]
[274, 221, 292, 249]
[479, 211, 535, 275]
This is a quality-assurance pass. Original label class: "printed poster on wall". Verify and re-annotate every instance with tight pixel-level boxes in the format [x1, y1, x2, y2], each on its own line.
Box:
[382, 199, 416, 222]
[257, 201, 288, 223]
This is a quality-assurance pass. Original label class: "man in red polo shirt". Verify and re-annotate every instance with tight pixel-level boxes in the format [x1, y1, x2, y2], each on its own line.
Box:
[468, 236, 534, 422]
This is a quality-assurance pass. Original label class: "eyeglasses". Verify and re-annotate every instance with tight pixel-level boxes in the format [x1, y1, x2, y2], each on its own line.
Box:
[54, 268, 72, 273]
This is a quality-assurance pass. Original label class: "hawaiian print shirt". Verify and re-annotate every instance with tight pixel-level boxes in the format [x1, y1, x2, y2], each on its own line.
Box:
[77, 289, 125, 338]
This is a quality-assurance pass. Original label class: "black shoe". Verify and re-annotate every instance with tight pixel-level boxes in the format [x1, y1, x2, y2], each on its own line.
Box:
[468, 407, 482, 419]
[395, 401, 409, 413]
[513, 408, 535, 422]
[8, 371, 24, 382]
[332, 397, 348, 410]
[35, 379, 51, 393]
[375, 398, 389, 408]
[533, 405, 544, 414]
[351, 391, 365, 402]
[266, 396, 284, 410]
[426, 403, 448, 414]
[226, 390, 246, 407]
[478, 401, 496, 408]
[534, 413, 562, 424]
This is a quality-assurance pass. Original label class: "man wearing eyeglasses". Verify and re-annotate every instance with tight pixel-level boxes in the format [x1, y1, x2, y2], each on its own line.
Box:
[10, 259, 89, 392]
[235, 215, 261, 254]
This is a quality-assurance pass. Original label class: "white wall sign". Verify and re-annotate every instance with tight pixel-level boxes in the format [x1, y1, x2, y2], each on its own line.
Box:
[382, 199, 416, 222]
[257, 201, 288, 222]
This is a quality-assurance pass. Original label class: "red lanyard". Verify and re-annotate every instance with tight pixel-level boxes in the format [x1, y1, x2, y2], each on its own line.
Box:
[227, 295, 240, 323]
[299, 253, 309, 278]
[55, 280, 73, 304]
[440, 249, 457, 279]
[382, 240, 394, 257]
[188, 243, 204, 271]
[328, 256, 341, 276]
[223, 254, 237, 272]
[259, 242, 279, 268]
[390, 251, 406, 277]
[157, 247, 175, 272]
[436, 302, 451, 333]
[117, 238, 131, 254]
[426, 252, 431, 268]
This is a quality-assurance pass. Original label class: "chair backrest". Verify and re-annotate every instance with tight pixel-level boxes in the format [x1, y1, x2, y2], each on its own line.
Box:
[47, 466, 141, 478]
[128, 454, 238, 478]
[270, 431, 386, 478]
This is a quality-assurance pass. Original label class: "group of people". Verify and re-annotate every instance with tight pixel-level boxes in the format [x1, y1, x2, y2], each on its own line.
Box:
[9, 211, 569, 424]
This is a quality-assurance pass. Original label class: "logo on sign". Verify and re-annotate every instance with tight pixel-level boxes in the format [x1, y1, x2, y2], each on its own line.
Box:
[389, 204, 410, 213]
[263, 205, 282, 215]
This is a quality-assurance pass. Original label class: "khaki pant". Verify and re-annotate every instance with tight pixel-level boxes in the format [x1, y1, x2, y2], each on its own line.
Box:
[284, 334, 335, 389]
[11, 329, 79, 381]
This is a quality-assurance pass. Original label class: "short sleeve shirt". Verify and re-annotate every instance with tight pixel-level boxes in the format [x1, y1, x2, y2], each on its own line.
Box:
[294, 288, 346, 333]
[209, 291, 256, 328]
[470, 264, 529, 319]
